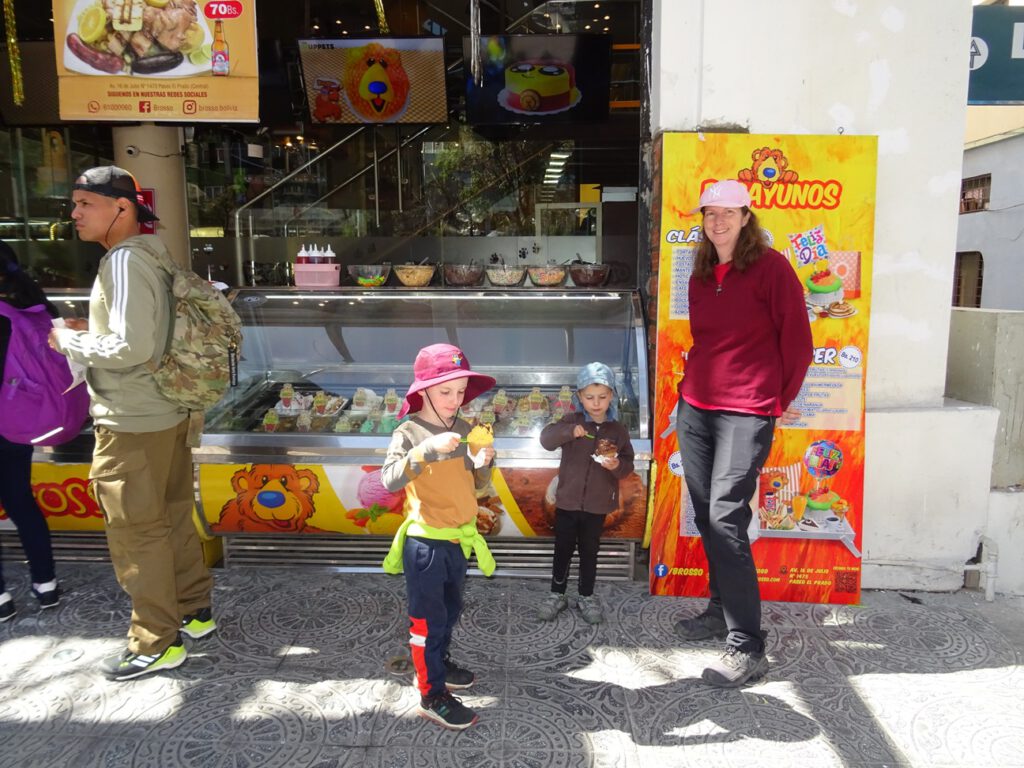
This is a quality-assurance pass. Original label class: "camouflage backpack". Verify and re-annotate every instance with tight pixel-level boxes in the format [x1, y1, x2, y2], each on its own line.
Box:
[153, 267, 242, 413]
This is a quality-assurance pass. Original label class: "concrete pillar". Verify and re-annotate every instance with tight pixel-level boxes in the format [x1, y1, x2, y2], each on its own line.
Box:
[112, 124, 189, 268]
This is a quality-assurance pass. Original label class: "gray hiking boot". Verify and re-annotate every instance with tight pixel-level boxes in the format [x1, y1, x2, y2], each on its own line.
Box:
[674, 612, 728, 641]
[701, 647, 769, 688]
[537, 592, 568, 621]
[576, 594, 604, 624]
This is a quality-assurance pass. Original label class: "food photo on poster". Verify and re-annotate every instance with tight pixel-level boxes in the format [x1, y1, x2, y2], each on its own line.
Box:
[463, 34, 611, 124]
[62, 0, 215, 77]
[297, 37, 448, 125]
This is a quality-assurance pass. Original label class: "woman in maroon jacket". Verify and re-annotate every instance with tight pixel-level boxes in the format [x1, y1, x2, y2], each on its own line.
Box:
[674, 180, 812, 688]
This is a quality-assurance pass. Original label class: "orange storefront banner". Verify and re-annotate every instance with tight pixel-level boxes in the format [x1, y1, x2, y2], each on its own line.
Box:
[52, 0, 258, 121]
[648, 133, 877, 605]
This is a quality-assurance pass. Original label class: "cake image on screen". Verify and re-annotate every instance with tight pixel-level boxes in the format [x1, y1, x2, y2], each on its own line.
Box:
[499, 59, 581, 114]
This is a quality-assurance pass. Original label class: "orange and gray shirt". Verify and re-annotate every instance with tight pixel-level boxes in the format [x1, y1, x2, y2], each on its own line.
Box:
[380, 416, 496, 575]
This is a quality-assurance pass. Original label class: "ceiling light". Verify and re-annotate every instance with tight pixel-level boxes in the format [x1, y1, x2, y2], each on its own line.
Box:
[585, 24, 591, 29]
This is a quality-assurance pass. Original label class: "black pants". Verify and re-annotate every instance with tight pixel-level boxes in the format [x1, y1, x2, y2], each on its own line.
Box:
[0, 437, 55, 593]
[550, 508, 606, 597]
[677, 402, 775, 653]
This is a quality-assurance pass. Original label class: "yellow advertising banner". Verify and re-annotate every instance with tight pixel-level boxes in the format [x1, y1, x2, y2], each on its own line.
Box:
[0, 463, 102, 532]
[648, 133, 877, 605]
[197, 463, 648, 540]
[52, 0, 259, 121]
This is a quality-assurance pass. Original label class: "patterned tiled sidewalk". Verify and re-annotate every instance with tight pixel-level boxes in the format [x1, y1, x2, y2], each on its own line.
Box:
[1, 561, 1023, 767]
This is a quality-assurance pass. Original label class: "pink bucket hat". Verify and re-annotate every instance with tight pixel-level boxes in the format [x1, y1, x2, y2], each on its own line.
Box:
[399, 343, 496, 418]
[689, 179, 751, 214]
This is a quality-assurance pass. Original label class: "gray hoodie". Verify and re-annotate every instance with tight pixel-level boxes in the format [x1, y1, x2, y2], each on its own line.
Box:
[54, 235, 185, 432]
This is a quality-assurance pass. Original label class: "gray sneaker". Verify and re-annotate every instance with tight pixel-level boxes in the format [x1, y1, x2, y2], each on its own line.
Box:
[537, 592, 568, 621]
[576, 594, 603, 624]
[674, 612, 728, 641]
[701, 647, 769, 688]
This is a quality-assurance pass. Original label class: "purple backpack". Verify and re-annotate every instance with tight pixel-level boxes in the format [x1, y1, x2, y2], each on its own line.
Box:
[0, 302, 89, 446]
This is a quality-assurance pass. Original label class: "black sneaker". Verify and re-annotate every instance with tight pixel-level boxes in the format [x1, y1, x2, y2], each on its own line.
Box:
[701, 647, 769, 688]
[181, 606, 217, 639]
[674, 611, 728, 641]
[419, 690, 478, 730]
[100, 636, 187, 681]
[0, 599, 15, 623]
[443, 654, 475, 689]
[31, 584, 61, 609]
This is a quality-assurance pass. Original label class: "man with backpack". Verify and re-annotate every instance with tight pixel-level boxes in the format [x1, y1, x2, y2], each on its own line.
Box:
[50, 166, 216, 681]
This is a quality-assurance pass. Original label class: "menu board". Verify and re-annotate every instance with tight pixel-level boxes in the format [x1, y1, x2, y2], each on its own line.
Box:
[51, 0, 259, 121]
[649, 133, 878, 605]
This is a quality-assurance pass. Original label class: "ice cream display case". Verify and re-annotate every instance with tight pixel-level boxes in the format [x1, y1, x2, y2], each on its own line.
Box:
[193, 287, 652, 544]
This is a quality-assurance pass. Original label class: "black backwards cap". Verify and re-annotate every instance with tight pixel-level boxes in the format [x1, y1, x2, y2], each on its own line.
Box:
[73, 166, 158, 223]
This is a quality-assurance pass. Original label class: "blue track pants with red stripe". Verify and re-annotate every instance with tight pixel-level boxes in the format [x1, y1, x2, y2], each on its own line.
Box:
[402, 535, 467, 698]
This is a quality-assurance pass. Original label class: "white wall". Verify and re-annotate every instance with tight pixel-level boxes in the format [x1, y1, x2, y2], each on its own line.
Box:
[652, 0, 998, 591]
[957, 133, 1024, 310]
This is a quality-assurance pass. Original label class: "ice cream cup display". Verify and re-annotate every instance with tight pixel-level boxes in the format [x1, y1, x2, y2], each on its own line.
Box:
[262, 409, 279, 432]
[280, 383, 295, 408]
[313, 391, 327, 415]
[296, 411, 313, 432]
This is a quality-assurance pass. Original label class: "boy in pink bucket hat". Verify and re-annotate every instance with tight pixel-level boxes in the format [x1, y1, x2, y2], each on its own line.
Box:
[381, 343, 496, 730]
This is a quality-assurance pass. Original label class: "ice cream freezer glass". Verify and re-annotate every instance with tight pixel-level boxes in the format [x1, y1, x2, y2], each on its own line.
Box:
[190, 287, 653, 552]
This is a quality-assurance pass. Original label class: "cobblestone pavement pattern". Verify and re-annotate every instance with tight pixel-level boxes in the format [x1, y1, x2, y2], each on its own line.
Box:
[1, 562, 1023, 767]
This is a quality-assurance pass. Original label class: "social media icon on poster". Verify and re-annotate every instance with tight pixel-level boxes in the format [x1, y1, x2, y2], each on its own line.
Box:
[654, 563, 669, 578]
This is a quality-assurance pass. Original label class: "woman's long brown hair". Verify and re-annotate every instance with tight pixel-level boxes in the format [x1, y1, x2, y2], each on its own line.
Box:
[692, 208, 768, 281]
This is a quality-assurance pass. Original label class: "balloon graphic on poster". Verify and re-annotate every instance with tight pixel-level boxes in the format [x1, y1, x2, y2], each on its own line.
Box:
[804, 440, 843, 480]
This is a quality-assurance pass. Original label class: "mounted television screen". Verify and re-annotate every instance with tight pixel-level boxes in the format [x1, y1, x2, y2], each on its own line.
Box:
[463, 35, 611, 125]
[298, 37, 447, 124]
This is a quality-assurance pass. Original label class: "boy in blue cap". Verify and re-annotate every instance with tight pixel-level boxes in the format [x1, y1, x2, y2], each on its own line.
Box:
[538, 362, 635, 623]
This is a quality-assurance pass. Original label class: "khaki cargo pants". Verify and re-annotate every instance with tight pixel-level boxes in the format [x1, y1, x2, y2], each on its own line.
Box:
[90, 420, 213, 656]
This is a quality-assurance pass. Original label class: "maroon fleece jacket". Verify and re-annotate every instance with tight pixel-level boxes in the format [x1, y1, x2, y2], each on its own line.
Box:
[680, 247, 813, 416]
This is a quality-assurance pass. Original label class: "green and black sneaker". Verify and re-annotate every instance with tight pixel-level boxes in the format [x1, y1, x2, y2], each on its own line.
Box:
[181, 607, 217, 639]
[100, 636, 187, 681]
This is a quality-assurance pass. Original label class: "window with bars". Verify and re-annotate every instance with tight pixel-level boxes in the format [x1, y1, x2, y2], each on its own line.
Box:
[960, 174, 991, 213]
[952, 252, 984, 307]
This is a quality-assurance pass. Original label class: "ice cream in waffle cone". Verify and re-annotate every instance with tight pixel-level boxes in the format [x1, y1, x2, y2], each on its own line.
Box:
[467, 424, 494, 455]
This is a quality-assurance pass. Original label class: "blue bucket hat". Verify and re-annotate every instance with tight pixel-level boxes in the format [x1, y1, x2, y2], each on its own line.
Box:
[572, 362, 618, 421]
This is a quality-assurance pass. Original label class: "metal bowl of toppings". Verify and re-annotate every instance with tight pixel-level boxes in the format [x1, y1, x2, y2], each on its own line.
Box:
[485, 265, 527, 286]
[568, 263, 610, 287]
[347, 264, 391, 287]
[393, 264, 436, 287]
[443, 263, 485, 287]
[527, 265, 567, 287]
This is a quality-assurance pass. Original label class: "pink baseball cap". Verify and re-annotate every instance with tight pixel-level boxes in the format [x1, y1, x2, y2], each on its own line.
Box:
[689, 179, 751, 214]
[399, 343, 496, 418]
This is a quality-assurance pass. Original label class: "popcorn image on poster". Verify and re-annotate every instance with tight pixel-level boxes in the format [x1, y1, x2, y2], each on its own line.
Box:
[788, 224, 829, 266]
